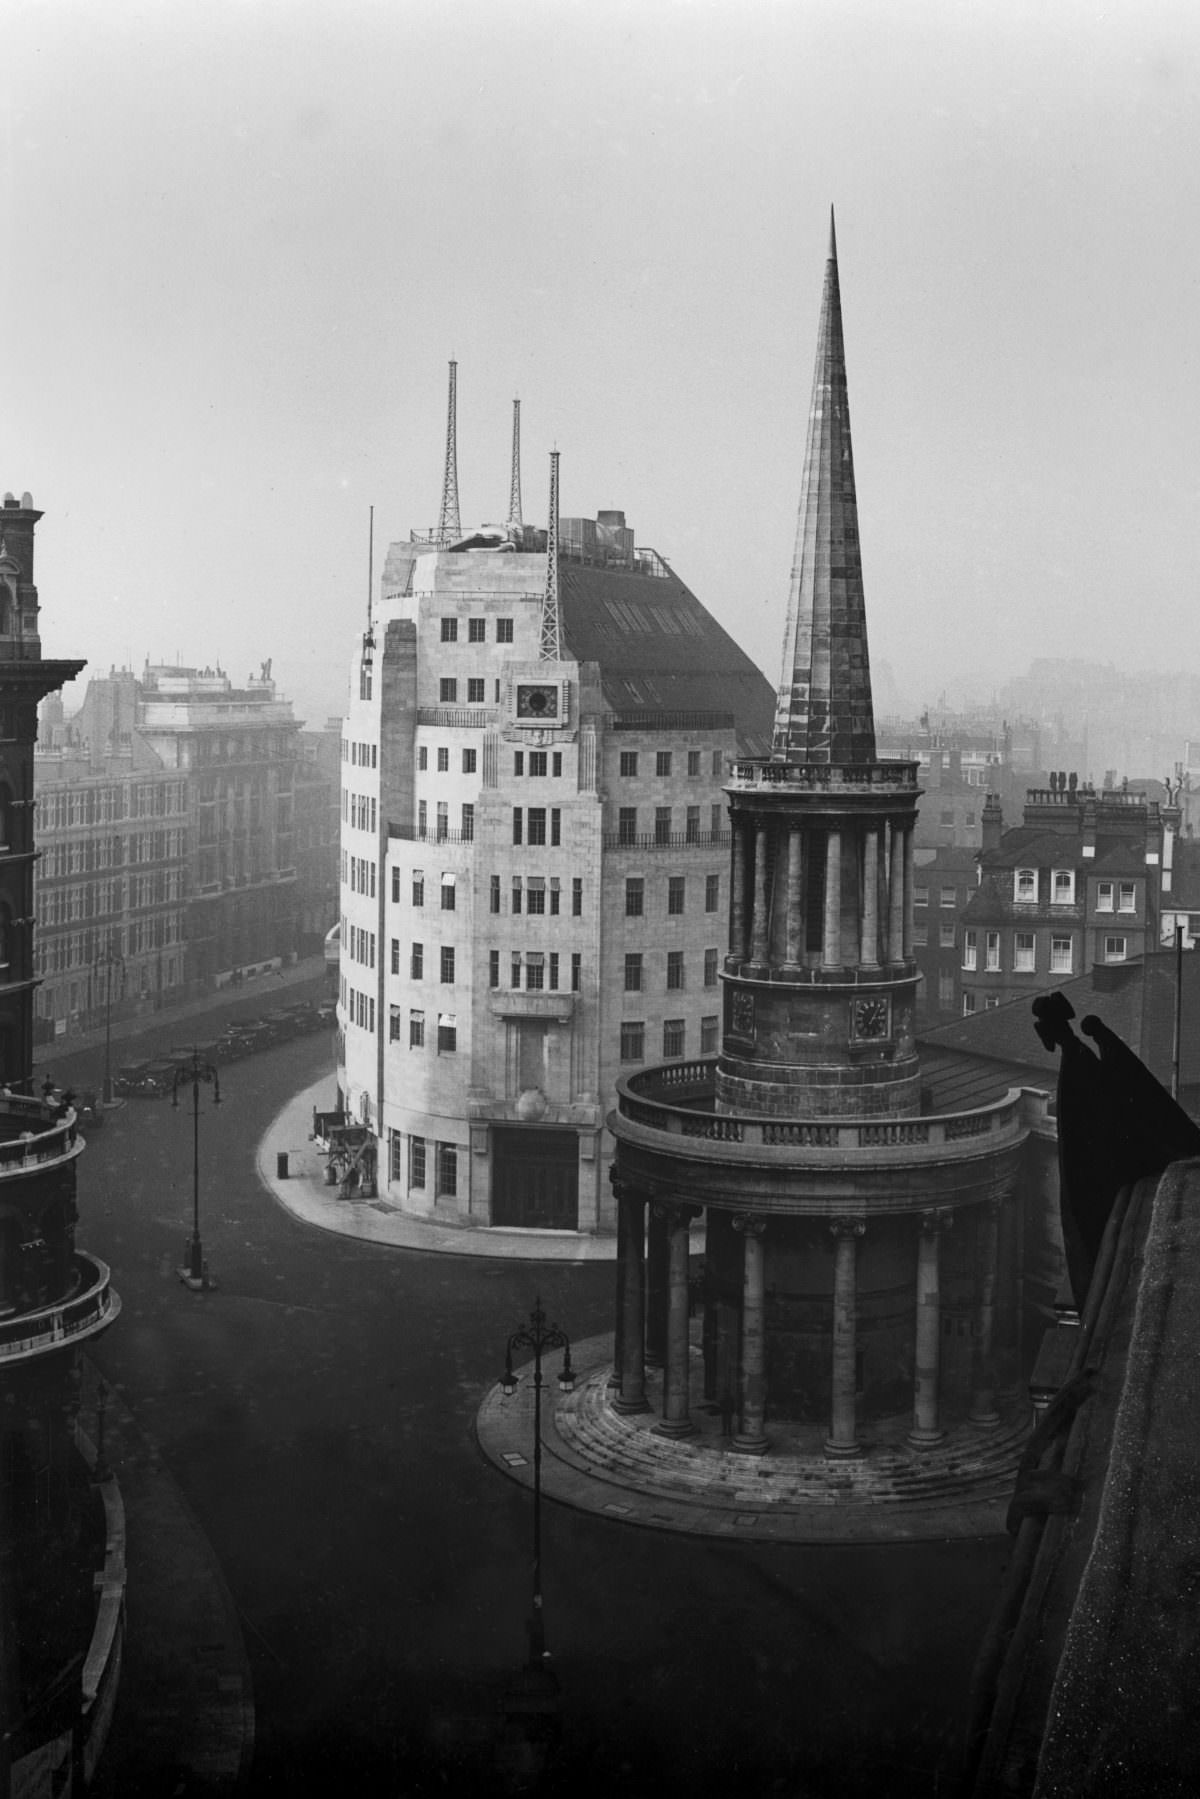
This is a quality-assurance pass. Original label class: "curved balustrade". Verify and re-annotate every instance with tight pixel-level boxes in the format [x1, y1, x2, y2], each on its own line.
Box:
[0, 1100, 78, 1175]
[729, 759, 919, 792]
[617, 1059, 1024, 1152]
[0, 1254, 120, 1364]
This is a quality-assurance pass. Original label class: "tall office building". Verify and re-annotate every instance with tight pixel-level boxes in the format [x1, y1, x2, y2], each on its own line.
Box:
[336, 406, 774, 1232]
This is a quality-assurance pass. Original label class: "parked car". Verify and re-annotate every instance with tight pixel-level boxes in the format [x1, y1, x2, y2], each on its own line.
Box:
[113, 1060, 159, 1098]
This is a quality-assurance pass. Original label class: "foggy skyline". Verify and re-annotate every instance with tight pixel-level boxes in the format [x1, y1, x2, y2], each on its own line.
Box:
[4, 0, 1199, 731]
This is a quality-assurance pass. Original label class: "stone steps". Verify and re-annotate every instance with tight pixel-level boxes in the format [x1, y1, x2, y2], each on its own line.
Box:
[550, 1369, 1026, 1514]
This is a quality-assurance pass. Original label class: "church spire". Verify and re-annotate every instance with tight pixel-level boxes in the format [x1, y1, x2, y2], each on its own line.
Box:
[772, 209, 876, 764]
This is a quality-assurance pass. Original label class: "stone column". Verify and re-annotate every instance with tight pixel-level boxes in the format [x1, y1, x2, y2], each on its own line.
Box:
[655, 1202, 700, 1438]
[970, 1199, 1002, 1427]
[861, 825, 880, 970]
[749, 824, 770, 969]
[887, 822, 905, 964]
[646, 1202, 670, 1367]
[902, 825, 915, 961]
[732, 1215, 769, 1454]
[909, 1210, 952, 1448]
[784, 828, 804, 969]
[613, 1183, 650, 1414]
[825, 1219, 865, 1458]
[609, 1183, 627, 1388]
[729, 818, 749, 962]
[822, 828, 842, 969]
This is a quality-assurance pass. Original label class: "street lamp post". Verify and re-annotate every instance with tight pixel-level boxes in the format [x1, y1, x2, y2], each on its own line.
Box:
[172, 1048, 221, 1292]
[499, 1297, 574, 1666]
[93, 944, 125, 1106]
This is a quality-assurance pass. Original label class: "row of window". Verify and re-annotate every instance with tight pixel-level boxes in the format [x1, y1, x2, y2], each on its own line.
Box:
[627, 873, 720, 915]
[620, 1016, 719, 1061]
[389, 1132, 459, 1197]
[963, 930, 1075, 975]
[617, 749, 723, 779]
[615, 805, 724, 845]
[512, 750, 563, 777]
[39, 830, 189, 878]
[343, 984, 376, 1031]
[343, 792, 377, 831]
[488, 950, 583, 992]
[437, 677, 492, 705]
[625, 949, 720, 991]
[440, 616, 513, 644]
[415, 801, 474, 840]
[513, 807, 562, 846]
[961, 929, 1128, 974]
[343, 738, 377, 768]
[37, 781, 188, 830]
[343, 853, 376, 896]
[34, 916, 185, 974]
[419, 746, 478, 774]
[346, 924, 376, 968]
[390, 1008, 458, 1052]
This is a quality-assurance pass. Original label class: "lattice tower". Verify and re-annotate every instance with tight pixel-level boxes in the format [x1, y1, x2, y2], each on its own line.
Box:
[508, 398, 523, 528]
[540, 449, 561, 662]
[436, 359, 461, 546]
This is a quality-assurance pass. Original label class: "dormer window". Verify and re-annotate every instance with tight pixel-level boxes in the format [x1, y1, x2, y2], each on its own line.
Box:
[1051, 869, 1075, 905]
[1014, 868, 1037, 903]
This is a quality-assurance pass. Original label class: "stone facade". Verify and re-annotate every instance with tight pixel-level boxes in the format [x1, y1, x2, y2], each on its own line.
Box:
[336, 506, 774, 1233]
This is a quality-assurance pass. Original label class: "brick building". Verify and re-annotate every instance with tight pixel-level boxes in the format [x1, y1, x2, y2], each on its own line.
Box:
[960, 782, 1168, 1015]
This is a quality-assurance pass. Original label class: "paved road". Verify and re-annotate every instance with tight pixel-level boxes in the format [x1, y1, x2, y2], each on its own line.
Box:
[61, 1027, 1009, 1796]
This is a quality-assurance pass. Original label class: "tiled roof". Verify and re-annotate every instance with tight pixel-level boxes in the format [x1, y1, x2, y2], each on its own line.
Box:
[558, 561, 776, 752]
[917, 953, 1200, 1104]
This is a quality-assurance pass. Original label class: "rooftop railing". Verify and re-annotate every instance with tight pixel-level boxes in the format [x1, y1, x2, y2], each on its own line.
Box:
[616, 1058, 1024, 1151]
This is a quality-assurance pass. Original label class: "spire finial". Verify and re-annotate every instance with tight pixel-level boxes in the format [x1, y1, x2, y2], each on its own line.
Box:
[829, 204, 837, 263]
[436, 359, 461, 546]
[772, 216, 876, 764]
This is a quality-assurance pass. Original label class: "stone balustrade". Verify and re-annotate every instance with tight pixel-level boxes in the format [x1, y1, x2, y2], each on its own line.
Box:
[617, 1059, 1024, 1153]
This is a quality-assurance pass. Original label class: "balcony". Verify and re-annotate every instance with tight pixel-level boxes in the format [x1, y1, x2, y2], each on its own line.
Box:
[729, 759, 919, 793]
[604, 830, 730, 852]
[616, 1058, 1025, 1152]
[0, 1253, 121, 1365]
[0, 1093, 82, 1177]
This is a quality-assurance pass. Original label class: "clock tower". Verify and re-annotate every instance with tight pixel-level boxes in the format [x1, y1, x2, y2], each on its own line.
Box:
[718, 212, 921, 1120]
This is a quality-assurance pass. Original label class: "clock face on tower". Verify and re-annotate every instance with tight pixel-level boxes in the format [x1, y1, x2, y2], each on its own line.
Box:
[851, 996, 891, 1042]
[515, 683, 559, 721]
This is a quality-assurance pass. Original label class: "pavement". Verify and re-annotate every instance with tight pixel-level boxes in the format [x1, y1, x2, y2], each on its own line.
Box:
[79, 1360, 255, 1796]
[256, 1075, 617, 1261]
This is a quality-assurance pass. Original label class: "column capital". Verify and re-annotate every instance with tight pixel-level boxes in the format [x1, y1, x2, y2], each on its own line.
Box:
[652, 1198, 701, 1229]
[732, 1212, 768, 1239]
[918, 1208, 954, 1236]
[828, 1216, 865, 1240]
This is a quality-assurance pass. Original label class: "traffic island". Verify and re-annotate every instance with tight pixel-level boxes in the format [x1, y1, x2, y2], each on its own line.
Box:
[477, 1333, 1027, 1545]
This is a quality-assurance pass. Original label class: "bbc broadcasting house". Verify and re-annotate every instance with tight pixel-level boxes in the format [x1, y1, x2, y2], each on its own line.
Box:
[336, 453, 773, 1234]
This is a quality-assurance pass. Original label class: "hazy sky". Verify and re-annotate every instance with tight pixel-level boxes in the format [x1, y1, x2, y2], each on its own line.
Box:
[4, 0, 1199, 728]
